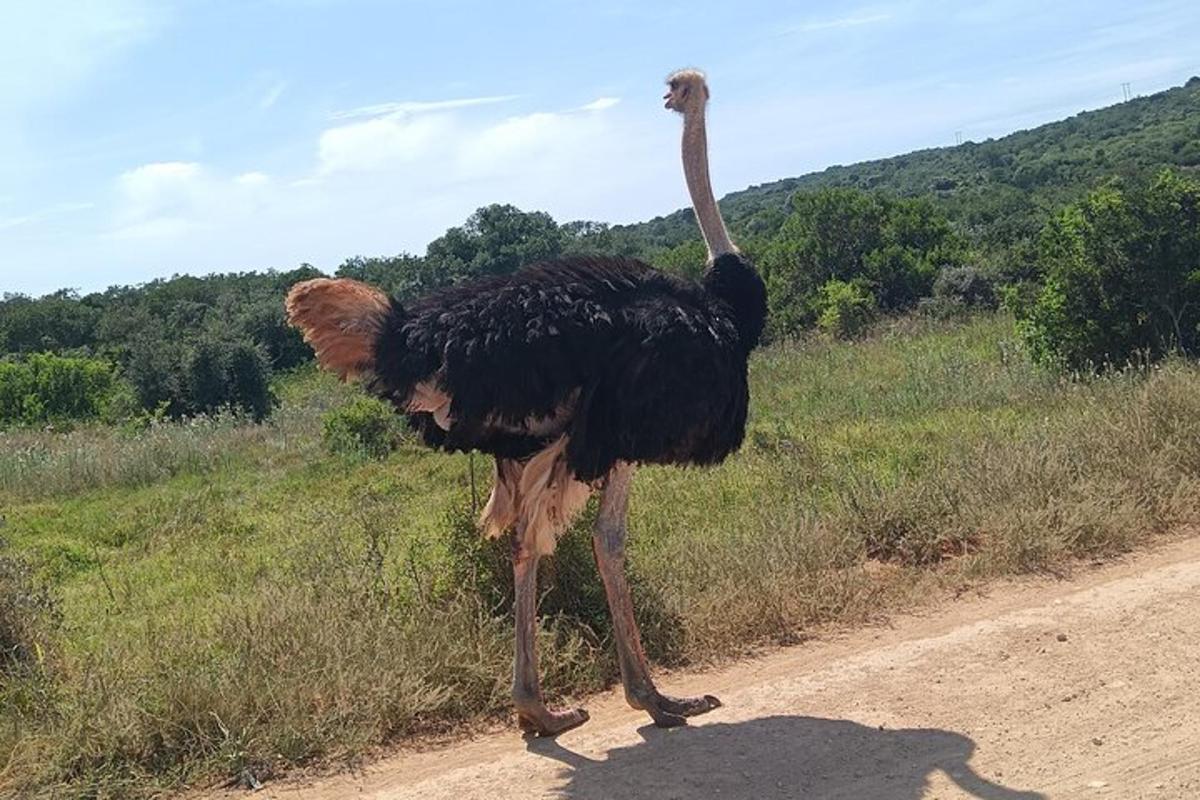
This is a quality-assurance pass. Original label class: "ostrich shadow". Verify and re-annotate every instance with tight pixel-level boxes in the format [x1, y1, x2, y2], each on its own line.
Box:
[527, 715, 1045, 800]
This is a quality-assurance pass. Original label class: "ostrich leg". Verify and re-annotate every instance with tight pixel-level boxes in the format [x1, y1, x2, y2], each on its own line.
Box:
[511, 527, 590, 736]
[592, 463, 722, 727]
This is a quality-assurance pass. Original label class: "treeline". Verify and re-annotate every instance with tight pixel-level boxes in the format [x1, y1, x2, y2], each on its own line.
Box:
[0, 269, 321, 424]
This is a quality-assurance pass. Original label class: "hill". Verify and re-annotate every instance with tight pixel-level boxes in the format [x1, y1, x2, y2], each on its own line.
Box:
[612, 76, 1200, 256]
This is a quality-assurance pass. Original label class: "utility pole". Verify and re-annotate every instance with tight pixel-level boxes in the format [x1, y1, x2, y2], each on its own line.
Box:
[955, 130, 963, 146]
[1121, 82, 1132, 102]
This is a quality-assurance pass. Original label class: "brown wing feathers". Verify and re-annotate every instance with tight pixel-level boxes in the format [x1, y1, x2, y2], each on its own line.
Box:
[284, 278, 391, 381]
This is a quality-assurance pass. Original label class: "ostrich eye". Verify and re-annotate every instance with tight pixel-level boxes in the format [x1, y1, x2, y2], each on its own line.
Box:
[669, 79, 679, 90]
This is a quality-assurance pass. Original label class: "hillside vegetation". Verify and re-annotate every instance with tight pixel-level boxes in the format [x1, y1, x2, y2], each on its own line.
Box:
[618, 77, 1200, 258]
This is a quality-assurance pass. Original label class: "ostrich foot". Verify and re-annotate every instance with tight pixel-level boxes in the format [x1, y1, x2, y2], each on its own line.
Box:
[516, 703, 590, 737]
[628, 690, 722, 727]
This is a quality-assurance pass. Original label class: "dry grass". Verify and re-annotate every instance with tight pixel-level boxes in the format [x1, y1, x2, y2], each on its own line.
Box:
[4, 314, 1200, 797]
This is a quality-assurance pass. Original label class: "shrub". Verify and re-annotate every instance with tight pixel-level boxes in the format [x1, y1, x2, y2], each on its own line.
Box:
[933, 265, 997, 308]
[815, 280, 876, 339]
[125, 336, 277, 421]
[322, 395, 406, 458]
[223, 341, 276, 422]
[652, 239, 709, 281]
[0, 353, 131, 427]
[1012, 170, 1200, 370]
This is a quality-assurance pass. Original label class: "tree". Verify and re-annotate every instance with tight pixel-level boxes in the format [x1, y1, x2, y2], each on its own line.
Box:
[760, 188, 966, 336]
[182, 338, 229, 415]
[223, 342, 275, 422]
[426, 204, 565, 280]
[337, 254, 448, 303]
[0, 291, 99, 354]
[1012, 170, 1200, 369]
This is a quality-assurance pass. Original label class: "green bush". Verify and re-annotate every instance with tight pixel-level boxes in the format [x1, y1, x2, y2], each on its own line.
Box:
[1012, 170, 1200, 370]
[321, 395, 406, 458]
[815, 280, 876, 339]
[761, 188, 966, 337]
[124, 336, 277, 421]
[934, 265, 997, 308]
[0, 353, 132, 427]
[652, 239, 709, 281]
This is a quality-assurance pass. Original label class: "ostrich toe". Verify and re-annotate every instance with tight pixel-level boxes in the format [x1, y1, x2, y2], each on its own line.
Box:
[516, 705, 590, 737]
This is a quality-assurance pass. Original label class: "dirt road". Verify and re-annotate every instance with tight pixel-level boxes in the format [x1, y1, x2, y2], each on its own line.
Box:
[234, 536, 1200, 800]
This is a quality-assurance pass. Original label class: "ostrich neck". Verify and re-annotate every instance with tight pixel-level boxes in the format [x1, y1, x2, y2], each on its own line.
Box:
[682, 105, 736, 260]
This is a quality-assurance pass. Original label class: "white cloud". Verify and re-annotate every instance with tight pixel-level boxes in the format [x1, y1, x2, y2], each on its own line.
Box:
[315, 96, 628, 182]
[110, 161, 274, 240]
[460, 112, 564, 170]
[117, 161, 202, 214]
[235, 171, 270, 186]
[84, 89, 670, 280]
[328, 95, 520, 121]
[317, 114, 455, 174]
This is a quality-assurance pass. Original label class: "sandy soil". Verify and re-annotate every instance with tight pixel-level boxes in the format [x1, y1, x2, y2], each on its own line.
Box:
[215, 536, 1200, 800]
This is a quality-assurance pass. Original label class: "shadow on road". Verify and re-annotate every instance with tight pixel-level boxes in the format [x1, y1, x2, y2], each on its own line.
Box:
[527, 715, 1045, 800]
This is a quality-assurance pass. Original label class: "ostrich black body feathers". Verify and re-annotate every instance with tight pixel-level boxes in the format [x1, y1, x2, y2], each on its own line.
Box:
[368, 253, 766, 482]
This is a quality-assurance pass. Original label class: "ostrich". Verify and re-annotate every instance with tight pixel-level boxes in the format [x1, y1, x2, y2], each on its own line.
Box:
[286, 69, 766, 735]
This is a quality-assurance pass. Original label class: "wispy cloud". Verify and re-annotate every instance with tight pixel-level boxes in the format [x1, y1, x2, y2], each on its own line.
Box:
[328, 95, 520, 121]
[0, 202, 94, 231]
[580, 97, 621, 112]
[0, 0, 165, 108]
[780, 11, 892, 35]
[258, 80, 288, 110]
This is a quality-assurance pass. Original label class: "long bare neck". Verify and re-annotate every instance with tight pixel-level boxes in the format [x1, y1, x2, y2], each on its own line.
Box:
[682, 103, 736, 260]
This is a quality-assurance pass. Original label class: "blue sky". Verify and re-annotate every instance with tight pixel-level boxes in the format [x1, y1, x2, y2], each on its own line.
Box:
[2, 0, 1197, 297]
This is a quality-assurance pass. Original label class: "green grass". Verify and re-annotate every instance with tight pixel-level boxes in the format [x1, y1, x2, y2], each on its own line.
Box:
[4, 313, 1200, 797]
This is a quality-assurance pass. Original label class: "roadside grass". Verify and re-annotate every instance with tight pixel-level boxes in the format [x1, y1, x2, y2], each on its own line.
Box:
[4, 313, 1200, 797]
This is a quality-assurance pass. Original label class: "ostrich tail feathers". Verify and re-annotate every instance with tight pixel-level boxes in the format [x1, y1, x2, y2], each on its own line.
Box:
[285, 278, 391, 381]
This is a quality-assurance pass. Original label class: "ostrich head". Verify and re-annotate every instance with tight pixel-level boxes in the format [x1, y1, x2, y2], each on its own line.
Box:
[663, 69, 709, 113]
[664, 69, 737, 259]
